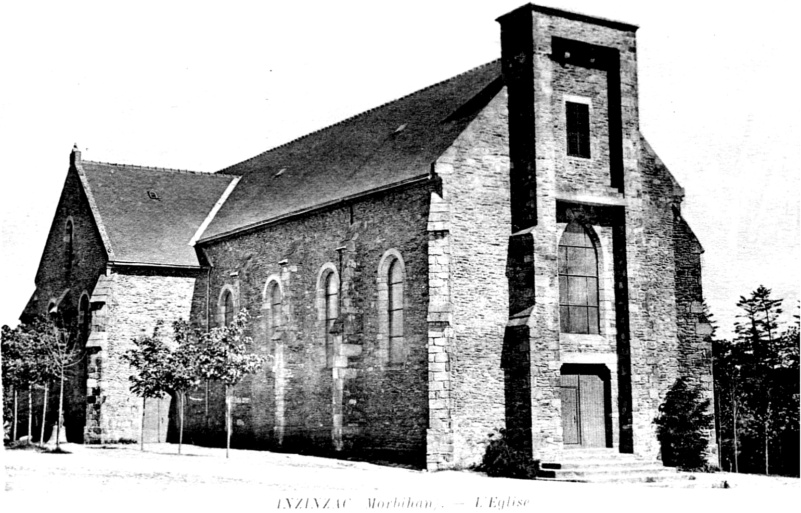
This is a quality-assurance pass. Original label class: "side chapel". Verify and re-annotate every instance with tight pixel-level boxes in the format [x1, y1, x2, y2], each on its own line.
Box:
[20, 4, 715, 470]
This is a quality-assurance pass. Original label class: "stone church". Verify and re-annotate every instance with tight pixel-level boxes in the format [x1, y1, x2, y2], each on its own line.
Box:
[20, 4, 714, 471]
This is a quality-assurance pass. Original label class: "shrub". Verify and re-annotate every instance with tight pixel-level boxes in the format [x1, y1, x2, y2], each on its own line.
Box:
[654, 378, 713, 470]
[480, 428, 539, 479]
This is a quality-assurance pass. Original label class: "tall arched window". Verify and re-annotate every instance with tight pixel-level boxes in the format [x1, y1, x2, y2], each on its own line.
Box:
[65, 219, 74, 273]
[269, 282, 283, 335]
[387, 259, 404, 362]
[79, 293, 91, 343]
[559, 222, 599, 334]
[378, 249, 406, 365]
[222, 290, 235, 327]
[324, 271, 339, 354]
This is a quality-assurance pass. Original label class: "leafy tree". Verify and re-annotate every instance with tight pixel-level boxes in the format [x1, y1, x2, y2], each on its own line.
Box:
[2, 324, 26, 441]
[123, 322, 171, 451]
[161, 319, 202, 454]
[194, 310, 265, 458]
[22, 319, 60, 444]
[654, 378, 714, 470]
[2, 319, 63, 444]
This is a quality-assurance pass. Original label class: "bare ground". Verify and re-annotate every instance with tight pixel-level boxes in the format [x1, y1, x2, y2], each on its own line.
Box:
[2, 443, 798, 512]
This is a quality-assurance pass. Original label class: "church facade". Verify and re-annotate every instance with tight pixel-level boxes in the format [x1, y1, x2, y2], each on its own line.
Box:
[20, 4, 714, 470]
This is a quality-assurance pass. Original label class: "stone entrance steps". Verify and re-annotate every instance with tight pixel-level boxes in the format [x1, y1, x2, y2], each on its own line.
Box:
[538, 449, 690, 484]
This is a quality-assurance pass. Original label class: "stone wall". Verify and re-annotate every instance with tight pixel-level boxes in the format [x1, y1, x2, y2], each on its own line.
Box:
[426, 88, 511, 469]
[496, 7, 712, 461]
[19, 165, 108, 443]
[506, 9, 641, 460]
[187, 184, 433, 465]
[673, 210, 717, 462]
[85, 268, 197, 443]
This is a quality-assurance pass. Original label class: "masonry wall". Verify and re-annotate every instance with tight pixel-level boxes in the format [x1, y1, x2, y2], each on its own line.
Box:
[187, 184, 432, 465]
[496, 8, 709, 461]
[632, 138, 705, 458]
[86, 268, 197, 443]
[551, 59, 613, 195]
[673, 211, 717, 461]
[427, 88, 511, 469]
[18, 167, 108, 443]
[524, 11, 641, 459]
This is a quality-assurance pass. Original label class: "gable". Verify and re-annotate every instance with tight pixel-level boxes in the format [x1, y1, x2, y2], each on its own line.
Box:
[200, 61, 504, 242]
[34, 166, 109, 286]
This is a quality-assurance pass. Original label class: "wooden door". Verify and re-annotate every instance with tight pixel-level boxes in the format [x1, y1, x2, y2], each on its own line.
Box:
[560, 367, 608, 447]
[578, 373, 606, 447]
[560, 376, 580, 444]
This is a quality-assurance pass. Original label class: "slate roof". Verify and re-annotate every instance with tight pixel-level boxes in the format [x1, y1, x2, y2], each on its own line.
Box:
[200, 60, 504, 242]
[78, 160, 237, 267]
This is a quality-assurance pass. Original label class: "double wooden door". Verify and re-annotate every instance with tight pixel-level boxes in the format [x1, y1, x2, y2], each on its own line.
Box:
[560, 368, 608, 447]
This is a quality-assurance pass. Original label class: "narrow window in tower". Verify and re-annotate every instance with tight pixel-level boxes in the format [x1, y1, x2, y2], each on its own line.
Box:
[566, 102, 591, 158]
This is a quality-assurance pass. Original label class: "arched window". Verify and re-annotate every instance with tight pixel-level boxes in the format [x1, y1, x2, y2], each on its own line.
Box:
[377, 249, 405, 364]
[222, 289, 235, 327]
[269, 281, 283, 335]
[79, 293, 91, 343]
[65, 219, 74, 273]
[324, 270, 339, 354]
[559, 222, 599, 334]
[387, 259, 404, 362]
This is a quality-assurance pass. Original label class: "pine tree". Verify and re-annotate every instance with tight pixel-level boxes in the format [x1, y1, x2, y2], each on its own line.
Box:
[734, 286, 783, 475]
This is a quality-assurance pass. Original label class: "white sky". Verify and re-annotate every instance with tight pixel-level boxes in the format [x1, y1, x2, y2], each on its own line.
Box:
[0, 0, 798, 338]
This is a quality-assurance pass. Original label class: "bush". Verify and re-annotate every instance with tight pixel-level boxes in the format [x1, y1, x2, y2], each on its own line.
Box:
[480, 428, 539, 479]
[654, 378, 713, 470]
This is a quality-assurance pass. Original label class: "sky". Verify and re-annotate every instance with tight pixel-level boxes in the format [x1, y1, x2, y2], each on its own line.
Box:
[0, 0, 798, 339]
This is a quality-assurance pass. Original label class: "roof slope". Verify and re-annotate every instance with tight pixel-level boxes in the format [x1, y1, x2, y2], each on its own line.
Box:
[79, 160, 236, 267]
[201, 60, 503, 241]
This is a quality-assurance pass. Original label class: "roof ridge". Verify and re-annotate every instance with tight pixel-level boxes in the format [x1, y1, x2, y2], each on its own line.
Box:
[83, 159, 238, 178]
[216, 59, 501, 174]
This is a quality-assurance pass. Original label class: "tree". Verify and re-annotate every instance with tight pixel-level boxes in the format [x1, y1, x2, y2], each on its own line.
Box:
[160, 319, 202, 454]
[21, 319, 60, 445]
[2, 324, 26, 441]
[47, 322, 83, 450]
[713, 289, 799, 476]
[2, 319, 62, 444]
[122, 322, 171, 451]
[195, 310, 265, 458]
[733, 286, 783, 475]
[654, 378, 714, 470]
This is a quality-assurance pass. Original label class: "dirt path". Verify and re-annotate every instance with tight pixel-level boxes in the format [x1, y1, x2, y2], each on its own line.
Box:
[3, 444, 798, 512]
